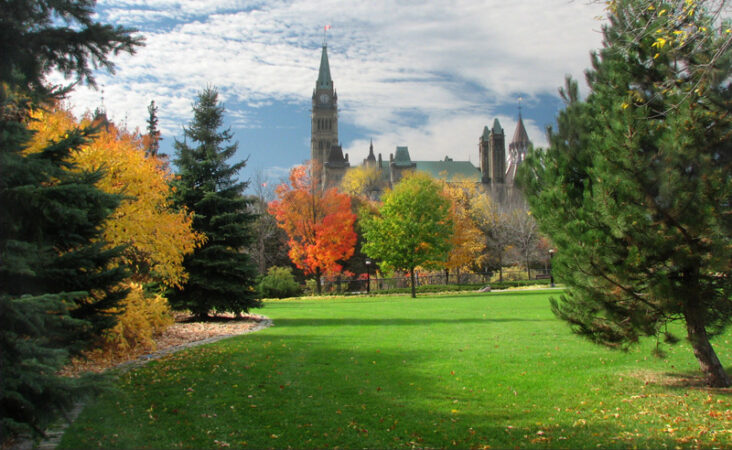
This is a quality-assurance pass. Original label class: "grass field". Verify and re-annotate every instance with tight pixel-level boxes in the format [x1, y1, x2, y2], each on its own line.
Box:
[59, 291, 731, 449]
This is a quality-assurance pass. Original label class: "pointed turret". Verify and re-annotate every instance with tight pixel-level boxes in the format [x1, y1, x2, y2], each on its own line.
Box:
[507, 111, 532, 187]
[492, 118, 503, 135]
[481, 125, 491, 141]
[511, 113, 530, 148]
[316, 44, 332, 89]
[365, 139, 376, 166]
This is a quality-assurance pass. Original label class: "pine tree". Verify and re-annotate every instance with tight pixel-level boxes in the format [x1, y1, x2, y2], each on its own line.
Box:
[169, 87, 260, 318]
[145, 99, 163, 158]
[518, 0, 731, 387]
[0, 0, 141, 437]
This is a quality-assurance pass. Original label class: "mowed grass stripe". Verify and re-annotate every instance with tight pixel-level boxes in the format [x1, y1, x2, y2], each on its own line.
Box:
[59, 291, 732, 449]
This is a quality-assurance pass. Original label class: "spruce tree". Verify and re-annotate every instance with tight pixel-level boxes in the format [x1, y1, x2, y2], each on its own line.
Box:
[518, 0, 731, 387]
[0, 0, 140, 437]
[0, 103, 129, 436]
[145, 99, 162, 158]
[169, 87, 260, 318]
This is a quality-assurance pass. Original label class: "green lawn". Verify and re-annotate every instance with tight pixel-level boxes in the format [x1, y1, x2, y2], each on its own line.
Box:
[59, 291, 731, 449]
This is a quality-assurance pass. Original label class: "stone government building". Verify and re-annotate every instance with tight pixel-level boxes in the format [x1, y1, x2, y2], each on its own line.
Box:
[311, 42, 531, 203]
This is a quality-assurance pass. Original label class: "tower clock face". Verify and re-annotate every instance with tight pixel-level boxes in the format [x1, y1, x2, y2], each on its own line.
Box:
[319, 93, 330, 104]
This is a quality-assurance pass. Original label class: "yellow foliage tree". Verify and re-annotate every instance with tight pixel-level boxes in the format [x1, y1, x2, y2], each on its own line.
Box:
[439, 180, 485, 279]
[28, 107, 204, 289]
[27, 106, 205, 352]
[340, 165, 383, 200]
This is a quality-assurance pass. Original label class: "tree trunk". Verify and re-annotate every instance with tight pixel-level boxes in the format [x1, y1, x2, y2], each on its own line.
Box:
[315, 267, 322, 295]
[257, 232, 266, 275]
[444, 268, 449, 285]
[683, 303, 730, 387]
[409, 267, 416, 298]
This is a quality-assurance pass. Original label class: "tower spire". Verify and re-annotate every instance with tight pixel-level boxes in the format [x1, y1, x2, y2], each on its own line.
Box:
[518, 96, 522, 118]
[316, 39, 333, 89]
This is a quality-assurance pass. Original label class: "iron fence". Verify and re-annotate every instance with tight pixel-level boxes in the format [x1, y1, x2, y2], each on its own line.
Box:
[318, 268, 551, 294]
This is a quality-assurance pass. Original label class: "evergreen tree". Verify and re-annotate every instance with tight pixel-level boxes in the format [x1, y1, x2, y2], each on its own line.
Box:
[0, 0, 141, 437]
[145, 99, 162, 158]
[169, 87, 259, 318]
[0, 0, 142, 101]
[0, 106, 129, 436]
[518, 0, 731, 387]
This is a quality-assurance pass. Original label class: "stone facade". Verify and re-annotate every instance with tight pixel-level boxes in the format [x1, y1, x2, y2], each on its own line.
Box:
[310, 43, 531, 203]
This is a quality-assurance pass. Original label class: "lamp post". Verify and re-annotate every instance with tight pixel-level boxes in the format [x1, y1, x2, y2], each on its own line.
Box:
[548, 249, 555, 287]
[365, 258, 372, 294]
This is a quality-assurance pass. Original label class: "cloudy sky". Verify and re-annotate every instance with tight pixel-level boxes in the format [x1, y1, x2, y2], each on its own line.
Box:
[63, 0, 608, 186]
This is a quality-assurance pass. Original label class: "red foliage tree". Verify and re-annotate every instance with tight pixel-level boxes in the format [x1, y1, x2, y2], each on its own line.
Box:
[268, 163, 357, 294]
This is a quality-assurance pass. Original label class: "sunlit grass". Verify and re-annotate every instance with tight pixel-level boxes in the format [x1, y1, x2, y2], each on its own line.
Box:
[59, 290, 731, 449]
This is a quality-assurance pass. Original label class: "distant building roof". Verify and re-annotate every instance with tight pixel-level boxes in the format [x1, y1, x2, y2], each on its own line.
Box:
[317, 44, 332, 89]
[392, 146, 415, 167]
[492, 118, 503, 135]
[414, 160, 481, 182]
[366, 140, 376, 163]
[511, 115, 530, 146]
[481, 125, 491, 141]
[325, 144, 349, 167]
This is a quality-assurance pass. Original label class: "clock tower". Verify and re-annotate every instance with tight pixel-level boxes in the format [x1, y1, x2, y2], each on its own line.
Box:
[311, 43, 338, 171]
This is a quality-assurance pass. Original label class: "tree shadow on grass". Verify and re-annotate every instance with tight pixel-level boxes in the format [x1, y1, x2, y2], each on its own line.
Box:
[175, 312, 264, 324]
[272, 317, 552, 327]
[218, 334, 690, 449]
[61, 329, 708, 449]
[627, 367, 732, 394]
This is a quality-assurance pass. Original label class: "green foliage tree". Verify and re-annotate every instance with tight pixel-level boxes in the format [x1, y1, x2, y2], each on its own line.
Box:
[169, 87, 260, 319]
[361, 172, 453, 298]
[518, 0, 731, 387]
[0, 0, 141, 437]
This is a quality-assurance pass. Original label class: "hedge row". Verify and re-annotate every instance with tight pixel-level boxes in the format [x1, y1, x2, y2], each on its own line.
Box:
[366, 278, 552, 295]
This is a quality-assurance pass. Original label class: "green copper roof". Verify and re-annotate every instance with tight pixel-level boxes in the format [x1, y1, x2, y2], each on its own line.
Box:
[317, 44, 332, 89]
[414, 161, 481, 182]
[394, 146, 412, 163]
[492, 118, 503, 134]
[481, 125, 490, 141]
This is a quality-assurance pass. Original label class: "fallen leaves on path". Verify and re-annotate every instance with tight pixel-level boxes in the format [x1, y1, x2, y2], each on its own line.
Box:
[61, 312, 265, 376]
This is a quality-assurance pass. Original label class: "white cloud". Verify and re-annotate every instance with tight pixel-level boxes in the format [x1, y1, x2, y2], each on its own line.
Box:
[64, 0, 605, 171]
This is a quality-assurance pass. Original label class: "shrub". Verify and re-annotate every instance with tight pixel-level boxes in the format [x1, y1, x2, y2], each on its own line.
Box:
[304, 279, 318, 296]
[258, 266, 302, 299]
[102, 283, 174, 353]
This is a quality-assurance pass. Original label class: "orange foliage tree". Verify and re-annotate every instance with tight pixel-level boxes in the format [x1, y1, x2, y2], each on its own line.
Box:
[268, 163, 357, 294]
[27, 106, 204, 351]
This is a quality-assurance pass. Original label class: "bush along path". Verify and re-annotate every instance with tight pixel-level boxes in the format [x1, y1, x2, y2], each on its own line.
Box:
[9, 315, 272, 450]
